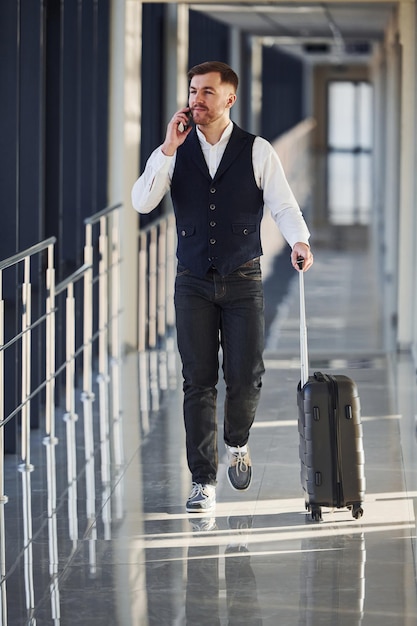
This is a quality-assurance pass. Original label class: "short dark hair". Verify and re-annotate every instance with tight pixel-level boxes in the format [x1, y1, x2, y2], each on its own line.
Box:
[187, 61, 238, 92]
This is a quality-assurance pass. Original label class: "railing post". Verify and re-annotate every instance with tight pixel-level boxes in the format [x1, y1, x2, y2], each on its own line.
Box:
[42, 240, 60, 622]
[138, 231, 148, 352]
[110, 211, 124, 516]
[157, 220, 167, 342]
[98, 216, 109, 389]
[148, 227, 158, 348]
[20, 257, 33, 470]
[82, 222, 97, 574]
[0, 269, 8, 626]
[0, 272, 6, 505]
[18, 462, 35, 619]
[82, 222, 96, 494]
[62, 281, 79, 542]
[166, 213, 176, 329]
[83, 223, 94, 406]
[45, 243, 57, 441]
[19, 251, 35, 622]
[97, 216, 111, 538]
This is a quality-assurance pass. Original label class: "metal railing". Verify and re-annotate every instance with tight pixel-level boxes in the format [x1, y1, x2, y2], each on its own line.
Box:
[0, 237, 56, 625]
[138, 212, 176, 352]
[0, 203, 123, 623]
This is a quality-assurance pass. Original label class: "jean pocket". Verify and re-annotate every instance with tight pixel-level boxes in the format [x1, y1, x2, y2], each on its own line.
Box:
[235, 263, 262, 281]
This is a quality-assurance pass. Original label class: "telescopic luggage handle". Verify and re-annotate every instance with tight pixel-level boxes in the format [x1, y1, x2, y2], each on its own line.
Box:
[297, 257, 309, 388]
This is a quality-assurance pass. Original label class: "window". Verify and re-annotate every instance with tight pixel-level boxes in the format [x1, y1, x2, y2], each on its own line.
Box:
[327, 81, 372, 225]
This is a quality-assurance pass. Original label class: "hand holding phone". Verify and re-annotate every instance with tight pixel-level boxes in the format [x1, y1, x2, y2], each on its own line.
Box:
[178, 109, 193, 133]
[162, 108, 193, 156]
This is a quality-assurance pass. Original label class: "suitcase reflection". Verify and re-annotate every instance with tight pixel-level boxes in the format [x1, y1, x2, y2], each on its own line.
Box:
[299, 532, 366, 625]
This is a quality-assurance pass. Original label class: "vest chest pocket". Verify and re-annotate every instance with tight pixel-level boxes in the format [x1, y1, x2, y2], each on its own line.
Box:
[178, 224, 195, 238]
[232, 223, 256, 236]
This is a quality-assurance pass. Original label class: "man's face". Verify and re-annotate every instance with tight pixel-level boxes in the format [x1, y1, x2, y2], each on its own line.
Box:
[188, 72, 236, 127]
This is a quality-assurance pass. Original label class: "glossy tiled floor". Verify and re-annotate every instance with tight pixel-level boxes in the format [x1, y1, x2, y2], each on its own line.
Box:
[2, 241, 417, 625]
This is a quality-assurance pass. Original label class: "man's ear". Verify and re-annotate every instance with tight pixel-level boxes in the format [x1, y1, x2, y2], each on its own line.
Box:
[227, 93, 237, 108]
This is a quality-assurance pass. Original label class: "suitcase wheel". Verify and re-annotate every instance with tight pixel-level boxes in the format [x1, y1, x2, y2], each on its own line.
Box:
[310, 506, 322, 522]
[351, 503, 364, 520]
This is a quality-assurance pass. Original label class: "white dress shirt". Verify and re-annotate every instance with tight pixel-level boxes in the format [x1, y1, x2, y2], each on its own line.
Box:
[131, 121, 310, 248]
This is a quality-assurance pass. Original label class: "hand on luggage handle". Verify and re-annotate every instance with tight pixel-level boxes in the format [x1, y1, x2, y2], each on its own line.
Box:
[297, 256, 305, 270]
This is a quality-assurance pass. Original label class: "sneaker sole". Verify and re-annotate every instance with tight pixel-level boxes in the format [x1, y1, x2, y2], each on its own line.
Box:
[186, 502, 216, 513]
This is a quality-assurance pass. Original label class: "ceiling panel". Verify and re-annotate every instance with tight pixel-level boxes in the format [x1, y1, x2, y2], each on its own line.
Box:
[189, 2, 397, 62]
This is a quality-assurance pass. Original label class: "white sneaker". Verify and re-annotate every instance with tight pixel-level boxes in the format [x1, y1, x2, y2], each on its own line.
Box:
[186, 483, 216, 513]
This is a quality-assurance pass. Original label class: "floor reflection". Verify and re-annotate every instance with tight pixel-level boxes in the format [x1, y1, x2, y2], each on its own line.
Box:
[1, 344, 177, 624]
[2, 247, 417, 624]
[186, 515, 262, 626]
[299, 533, 366, 625]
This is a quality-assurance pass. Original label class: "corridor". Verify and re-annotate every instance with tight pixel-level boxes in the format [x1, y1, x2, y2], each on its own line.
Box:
[2, 239, 417, 625]
[2, 1, 417, 623]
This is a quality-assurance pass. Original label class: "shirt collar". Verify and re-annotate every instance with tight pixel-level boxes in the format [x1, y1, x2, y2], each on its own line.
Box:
[196, 121, 234, 147]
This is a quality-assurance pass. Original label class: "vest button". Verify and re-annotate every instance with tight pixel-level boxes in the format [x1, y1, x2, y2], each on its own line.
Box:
[210, 238, 216, 244]
[210, 221, 216, 227]
[181, 229, 186, 236]
[243, 228, 249, 235]
[210, 188, 216, 194]
[210, 204, 216, 210]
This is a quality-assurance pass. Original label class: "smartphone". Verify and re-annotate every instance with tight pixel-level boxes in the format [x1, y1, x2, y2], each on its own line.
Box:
[184, 109, 193, 130]
[178, 109, 193, 133]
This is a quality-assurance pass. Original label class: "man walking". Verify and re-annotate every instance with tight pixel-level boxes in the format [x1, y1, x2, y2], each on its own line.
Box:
[132, 61, 313, 513]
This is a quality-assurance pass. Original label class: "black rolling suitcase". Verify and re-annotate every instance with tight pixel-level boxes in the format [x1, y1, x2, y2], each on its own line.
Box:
[296, 259, 365, 521]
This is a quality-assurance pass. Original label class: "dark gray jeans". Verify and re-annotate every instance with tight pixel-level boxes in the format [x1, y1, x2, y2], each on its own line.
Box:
[174, 259, 265, 485]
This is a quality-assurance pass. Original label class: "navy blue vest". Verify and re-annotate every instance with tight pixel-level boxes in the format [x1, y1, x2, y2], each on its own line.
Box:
[171, 124, 264, 277]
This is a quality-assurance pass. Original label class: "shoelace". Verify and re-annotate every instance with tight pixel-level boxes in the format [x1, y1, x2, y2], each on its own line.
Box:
[190, 482, 209, 498]
[231, 451, 249, 476]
